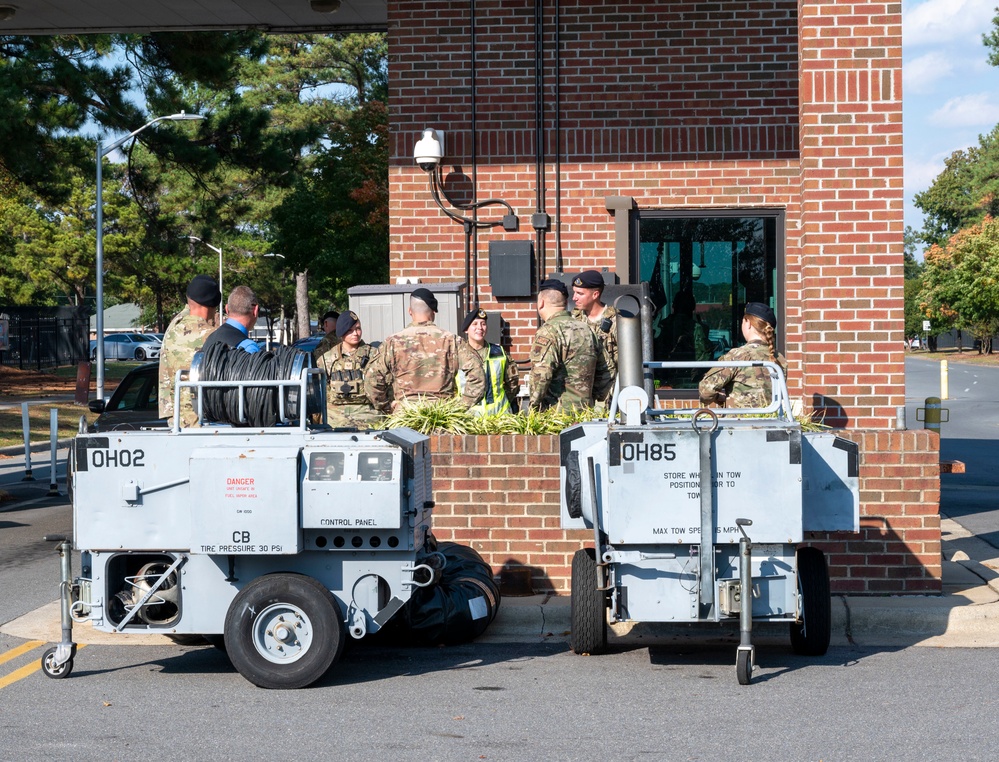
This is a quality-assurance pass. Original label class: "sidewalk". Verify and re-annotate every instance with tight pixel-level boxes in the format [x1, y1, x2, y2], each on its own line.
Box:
[480, 517, 999, 648]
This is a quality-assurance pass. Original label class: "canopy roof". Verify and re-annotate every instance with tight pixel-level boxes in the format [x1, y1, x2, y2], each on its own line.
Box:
[0, 1, 387, 34]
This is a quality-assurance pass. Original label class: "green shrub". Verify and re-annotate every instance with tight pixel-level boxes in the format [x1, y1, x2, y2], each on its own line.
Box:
[381, 398, 826, 435]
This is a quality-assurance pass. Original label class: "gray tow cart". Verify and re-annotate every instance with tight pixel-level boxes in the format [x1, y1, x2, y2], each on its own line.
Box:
[41, 353, 478, 688]
[561, 354, 859, 685]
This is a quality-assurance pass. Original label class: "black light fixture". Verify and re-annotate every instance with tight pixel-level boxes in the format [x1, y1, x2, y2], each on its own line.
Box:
[310, 0, 341, 13]
[0, 5, 17, 22]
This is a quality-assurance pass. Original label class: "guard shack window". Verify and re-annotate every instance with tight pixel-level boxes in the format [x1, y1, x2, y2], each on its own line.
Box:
[634, 211, 782, 393]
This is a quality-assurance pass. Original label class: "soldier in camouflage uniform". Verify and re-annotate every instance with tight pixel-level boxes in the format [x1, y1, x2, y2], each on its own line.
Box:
[158, 275, 221, 427]
[312, 310, 341, 363]
[315, 311, 382, 429]
[528, 279, 612, 411]
[365, 287, 485, 413]
[699, 302, 787, 408]
[458, 308, 521, 415]
[571, 269, 619, 400]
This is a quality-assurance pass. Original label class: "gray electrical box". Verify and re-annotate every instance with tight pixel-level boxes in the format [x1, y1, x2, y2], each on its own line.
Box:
[489, 240, 534, 298]
[347, 282, 466, 343]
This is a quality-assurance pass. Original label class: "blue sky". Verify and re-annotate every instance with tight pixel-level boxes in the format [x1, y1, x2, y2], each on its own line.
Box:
[903, 0, 999, 244]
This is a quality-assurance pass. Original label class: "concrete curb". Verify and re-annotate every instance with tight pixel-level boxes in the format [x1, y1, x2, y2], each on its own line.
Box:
[477, 590, 999, 648]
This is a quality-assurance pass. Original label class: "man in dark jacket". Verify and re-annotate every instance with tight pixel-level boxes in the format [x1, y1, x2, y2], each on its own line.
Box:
[202, 285, 261, 354]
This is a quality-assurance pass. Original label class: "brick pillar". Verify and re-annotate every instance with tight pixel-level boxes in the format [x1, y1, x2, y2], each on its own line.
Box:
[797, 1, 905, 430]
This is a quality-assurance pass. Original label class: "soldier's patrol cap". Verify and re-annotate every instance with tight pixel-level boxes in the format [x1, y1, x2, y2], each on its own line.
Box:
[411, 287, 438, 312]
[462, 308, 487, 333]
[572, 269, 604, 290]
[539, 278, 568, 297]
[321, 309, 340, 323]
[187, 275, 221, 308]
[745, 302, 777, 328]
[335, 311, 360, 337]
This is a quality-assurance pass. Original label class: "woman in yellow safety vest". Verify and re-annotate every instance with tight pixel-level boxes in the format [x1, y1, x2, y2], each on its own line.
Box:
[458, 309, 521, 415]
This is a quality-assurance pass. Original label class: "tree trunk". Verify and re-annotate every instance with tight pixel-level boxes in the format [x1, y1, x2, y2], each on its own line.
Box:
[295, 270, 310, 340]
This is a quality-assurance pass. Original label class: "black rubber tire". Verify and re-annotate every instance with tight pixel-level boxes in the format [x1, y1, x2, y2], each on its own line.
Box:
[41, 647, 74, 679]
[90, 349, 97, 361]
[570, 548, 607, 655]
[789, 546, 832, 656]
[224, 573, 344, 689]
[135, 348, 145, 361]
[736, 648, 753, 685]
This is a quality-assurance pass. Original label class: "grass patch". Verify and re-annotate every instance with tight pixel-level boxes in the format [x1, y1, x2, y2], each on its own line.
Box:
[48, 361, 145, 381]
[0, 402, 98, 449]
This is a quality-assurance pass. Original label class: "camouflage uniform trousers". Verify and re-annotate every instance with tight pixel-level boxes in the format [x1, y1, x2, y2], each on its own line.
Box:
[528, 311, 609, 411]
[698, 341, 788, 408]
[364, 320, 485, 413]
[158, 307, 215, 428]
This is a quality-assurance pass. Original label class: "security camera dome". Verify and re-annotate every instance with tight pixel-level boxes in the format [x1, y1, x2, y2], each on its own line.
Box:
[414, 128, 444, 172]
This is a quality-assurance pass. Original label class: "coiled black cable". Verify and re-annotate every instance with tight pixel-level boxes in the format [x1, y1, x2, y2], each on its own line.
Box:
[193, 342, 316, 427]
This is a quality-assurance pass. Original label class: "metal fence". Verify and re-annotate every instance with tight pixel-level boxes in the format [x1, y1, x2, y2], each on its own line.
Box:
[0, 306, 89, 370]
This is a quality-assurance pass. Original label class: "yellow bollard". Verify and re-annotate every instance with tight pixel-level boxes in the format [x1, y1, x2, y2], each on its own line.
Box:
[940, 359, 949, 400]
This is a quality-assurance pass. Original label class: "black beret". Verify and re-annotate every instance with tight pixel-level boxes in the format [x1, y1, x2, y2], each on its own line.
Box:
[572, 269, 604, 289]
[745, 302, 777, 328]
[187, 275, 221, 308]
[410, 287, 438, 312]
[335, 311, 360, 338]
[539, 278, 568, 297]
[321, 310, 340, 323]
[462, 308, 487, 333]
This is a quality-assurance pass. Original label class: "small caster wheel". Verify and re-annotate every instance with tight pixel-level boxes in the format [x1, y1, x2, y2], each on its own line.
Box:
[736, 647, 753, 686]
[41, 646, 74, 679]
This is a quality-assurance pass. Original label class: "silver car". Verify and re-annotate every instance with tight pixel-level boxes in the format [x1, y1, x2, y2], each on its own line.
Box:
[90, 332, 162, 361]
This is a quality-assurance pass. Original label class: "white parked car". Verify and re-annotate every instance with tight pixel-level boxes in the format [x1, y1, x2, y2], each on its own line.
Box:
[89, 333, 162, 361]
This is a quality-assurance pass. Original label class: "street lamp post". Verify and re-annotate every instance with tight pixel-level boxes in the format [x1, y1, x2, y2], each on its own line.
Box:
[185, 236, 224, 306]
[95, 111, 204, 402]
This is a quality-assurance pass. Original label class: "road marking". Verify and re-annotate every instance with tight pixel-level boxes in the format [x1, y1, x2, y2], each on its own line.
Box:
[0, 640, 44, 666]
[0, 643, 86, 689]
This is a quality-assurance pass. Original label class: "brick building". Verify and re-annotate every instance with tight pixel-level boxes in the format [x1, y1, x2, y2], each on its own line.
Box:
[388, 1, 940, 595]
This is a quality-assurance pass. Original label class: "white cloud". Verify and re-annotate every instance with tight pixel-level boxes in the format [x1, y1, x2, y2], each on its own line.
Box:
[904, 0, 996, 47]
[928, 92, 999, 127]
[905, 155, 947, 196]
[903, 51, 955, 93]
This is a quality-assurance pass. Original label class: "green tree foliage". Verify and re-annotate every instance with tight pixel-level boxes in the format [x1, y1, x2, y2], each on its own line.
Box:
[912, 127, 999, 247]
[902, 227, 925, 339]
[918, 216, 999, 351]
[0, 32, 389, 332]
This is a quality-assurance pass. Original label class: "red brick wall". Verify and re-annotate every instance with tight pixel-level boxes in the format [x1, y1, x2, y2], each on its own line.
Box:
[430, 431, 941, 596]
[389, 0, 905, 431]
[390, 2, 929, 591]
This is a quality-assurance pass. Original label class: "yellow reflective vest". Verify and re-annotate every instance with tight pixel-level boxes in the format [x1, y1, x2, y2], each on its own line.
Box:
[457, 343, 512, 415]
